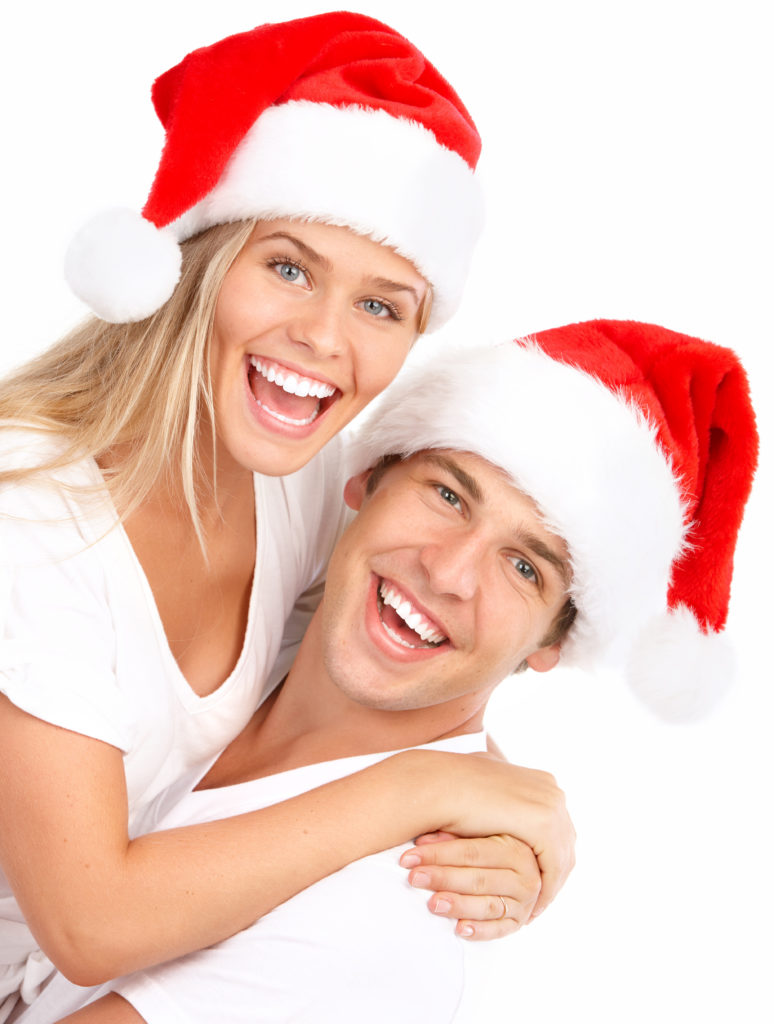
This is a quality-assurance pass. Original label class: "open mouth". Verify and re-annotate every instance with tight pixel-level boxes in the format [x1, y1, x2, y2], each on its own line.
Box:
[247, 356, 340, 427]
[377, 579, 448, 650]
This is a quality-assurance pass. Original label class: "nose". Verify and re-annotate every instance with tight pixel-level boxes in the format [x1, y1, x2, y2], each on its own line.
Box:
[288, 292, 346, 359]
[419, 533, 484, 601]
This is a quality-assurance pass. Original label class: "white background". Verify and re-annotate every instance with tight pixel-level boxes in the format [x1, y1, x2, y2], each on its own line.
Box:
[2, 2, 771, 1021]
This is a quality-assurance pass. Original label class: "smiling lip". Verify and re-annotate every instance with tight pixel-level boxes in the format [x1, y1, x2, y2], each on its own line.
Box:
[365, 574, 451, 662]
[245, 355, 341, 435]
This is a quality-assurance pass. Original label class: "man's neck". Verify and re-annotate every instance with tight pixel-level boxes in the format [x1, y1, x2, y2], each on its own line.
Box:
[199, 607, 487, 790]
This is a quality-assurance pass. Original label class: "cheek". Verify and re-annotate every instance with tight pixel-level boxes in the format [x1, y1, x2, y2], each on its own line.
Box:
[353, 333, 415, 405]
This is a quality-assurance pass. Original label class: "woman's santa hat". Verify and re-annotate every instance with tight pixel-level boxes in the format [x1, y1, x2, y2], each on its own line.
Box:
[64, 11, 483, 330]
[350, 319, 759, 721]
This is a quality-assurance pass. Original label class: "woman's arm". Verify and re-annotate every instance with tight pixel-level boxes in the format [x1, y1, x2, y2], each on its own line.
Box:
[0, 697, 572, 986]
[58, 995, 140, 1024]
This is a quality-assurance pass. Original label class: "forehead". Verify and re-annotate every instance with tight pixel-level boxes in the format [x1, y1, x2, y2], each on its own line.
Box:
[250, 218, 426, 283]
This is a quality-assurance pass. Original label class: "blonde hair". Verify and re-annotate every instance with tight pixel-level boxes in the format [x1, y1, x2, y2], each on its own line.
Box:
[0, 220, 256, 539]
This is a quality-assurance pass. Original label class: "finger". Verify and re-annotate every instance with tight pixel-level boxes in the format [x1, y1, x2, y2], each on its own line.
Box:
[531, 844, 576, 919]
[413, 831, 460, 846]
[455, 915, 522, 942]
[401, 835, 541, 879]
[401, 834, 524, 870]
[426, 891, 535, 930]
[406, 864, 539, 906]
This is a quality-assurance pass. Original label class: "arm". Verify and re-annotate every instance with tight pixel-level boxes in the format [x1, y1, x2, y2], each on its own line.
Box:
[59, 996, 140, 1024]
[0, 698, 571, 987]
[58, 833, 473, 1024]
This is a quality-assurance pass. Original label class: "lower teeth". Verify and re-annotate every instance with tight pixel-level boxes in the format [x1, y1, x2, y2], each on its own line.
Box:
[377, 595, 441, 649]
[255, 398, 320, 426]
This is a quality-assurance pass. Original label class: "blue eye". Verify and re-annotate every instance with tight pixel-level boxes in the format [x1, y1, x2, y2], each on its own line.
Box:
[511, 557, 537, 583]
[268, 259, 309, 286]
[359, 298, 402, 321]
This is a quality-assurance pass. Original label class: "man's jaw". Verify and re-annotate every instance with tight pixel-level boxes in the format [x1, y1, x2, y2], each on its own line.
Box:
[246, 355, 341, 429]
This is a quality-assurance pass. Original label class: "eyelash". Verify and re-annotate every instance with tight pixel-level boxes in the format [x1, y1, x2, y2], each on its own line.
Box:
[434, 484, 463, 511]
[360, 297, 404, 322]
[266, 256, 309, 282]
[266, 257, 404, 321]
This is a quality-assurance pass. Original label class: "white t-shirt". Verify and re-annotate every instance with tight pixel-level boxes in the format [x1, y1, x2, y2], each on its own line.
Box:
[20, 733, 495, 1024]
[0, 429, 350, 1020]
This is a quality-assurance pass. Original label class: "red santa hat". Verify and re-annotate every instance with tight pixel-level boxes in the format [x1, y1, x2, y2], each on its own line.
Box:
[64, 11, 483, 330]
[349, 320, 759, 721]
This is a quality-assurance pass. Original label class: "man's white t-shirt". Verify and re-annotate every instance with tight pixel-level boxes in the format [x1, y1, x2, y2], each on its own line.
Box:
[20, 733, 494, 1024]
[0, 429, 350, 1019]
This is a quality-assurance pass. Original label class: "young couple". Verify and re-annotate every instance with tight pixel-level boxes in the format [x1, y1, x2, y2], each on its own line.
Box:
[0, 12, 757, 1023]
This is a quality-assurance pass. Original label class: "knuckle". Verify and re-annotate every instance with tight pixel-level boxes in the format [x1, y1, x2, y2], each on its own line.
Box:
[472, 870, 489, 894]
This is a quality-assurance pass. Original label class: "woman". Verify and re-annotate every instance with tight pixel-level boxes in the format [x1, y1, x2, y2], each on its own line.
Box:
[0, 13, 574, 1019]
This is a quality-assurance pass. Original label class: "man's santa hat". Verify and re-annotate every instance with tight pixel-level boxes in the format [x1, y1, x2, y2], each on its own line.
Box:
[350, 319, 758, 721]
[64, 11, 482, 331]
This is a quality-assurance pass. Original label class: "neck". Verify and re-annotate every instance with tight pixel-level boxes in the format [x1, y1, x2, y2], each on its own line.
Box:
[220, 607, 488, 785]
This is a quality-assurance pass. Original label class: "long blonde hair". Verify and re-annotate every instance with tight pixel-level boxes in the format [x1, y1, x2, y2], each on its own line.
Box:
[0, 220, 256, 536]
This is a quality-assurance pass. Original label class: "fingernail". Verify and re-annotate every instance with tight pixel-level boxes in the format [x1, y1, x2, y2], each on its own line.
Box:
[458, 925, 474, 938]
[400, 853, 421, 868]
[410, 871, 431, 888]
[432, 898, 452, 914]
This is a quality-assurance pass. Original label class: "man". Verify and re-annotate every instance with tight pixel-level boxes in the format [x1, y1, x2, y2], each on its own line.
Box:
[28, 319, 757, 1023]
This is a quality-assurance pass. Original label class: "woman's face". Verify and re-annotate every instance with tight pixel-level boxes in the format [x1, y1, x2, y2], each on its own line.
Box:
[209, 219, 428, 478]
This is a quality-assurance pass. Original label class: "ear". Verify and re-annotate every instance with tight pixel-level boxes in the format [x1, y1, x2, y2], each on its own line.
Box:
[525, 642, 561, 674]
[343, 469, 372, 511]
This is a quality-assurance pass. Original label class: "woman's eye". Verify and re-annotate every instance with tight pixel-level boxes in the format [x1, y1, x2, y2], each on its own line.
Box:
[359, 298, 402, 321]
[511, 557, 537, 583]
[270, 260, 309, 286]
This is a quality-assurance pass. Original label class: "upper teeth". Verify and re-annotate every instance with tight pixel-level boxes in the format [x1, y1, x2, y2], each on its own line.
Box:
[379, 581, 447, 646]
[250, 357, 336, 398]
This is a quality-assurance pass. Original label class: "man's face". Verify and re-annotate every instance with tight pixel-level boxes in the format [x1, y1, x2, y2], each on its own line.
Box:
[320, 451, 571, 718]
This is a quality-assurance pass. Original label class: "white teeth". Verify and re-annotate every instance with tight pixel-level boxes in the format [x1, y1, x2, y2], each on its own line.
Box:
[378, 581, 447, 646]
[250, 357, 336, 398]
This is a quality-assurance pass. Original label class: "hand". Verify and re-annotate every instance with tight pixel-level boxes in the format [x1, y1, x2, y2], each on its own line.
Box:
[394, 752, 576, 936]
[401, 831, 543, 940]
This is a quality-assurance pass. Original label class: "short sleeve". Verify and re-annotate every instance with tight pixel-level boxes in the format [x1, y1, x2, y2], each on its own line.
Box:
[0, 460, 131, 751]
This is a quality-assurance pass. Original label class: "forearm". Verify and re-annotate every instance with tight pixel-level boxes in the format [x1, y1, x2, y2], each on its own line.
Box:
[14, 751, 446, 985]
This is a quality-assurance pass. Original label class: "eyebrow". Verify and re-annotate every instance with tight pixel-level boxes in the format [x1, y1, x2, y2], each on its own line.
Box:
[255, 232, 421, 306]
[425, 453, 485, 504]
[257, 231, 333, 273]
[424, 453, 572, 587]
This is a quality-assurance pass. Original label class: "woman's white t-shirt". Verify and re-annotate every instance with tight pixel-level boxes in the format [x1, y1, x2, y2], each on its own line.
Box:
[0, 429, 350, 1019]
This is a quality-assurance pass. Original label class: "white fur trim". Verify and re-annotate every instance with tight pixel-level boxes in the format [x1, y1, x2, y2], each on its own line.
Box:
[65, 208, 182, 323]
[349, 340, 688, 671]
[627, 606, 734, 721]
[169, 102, 483, 330]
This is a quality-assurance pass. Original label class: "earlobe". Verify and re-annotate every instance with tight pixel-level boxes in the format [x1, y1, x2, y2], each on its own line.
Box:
[343, 469, 372, 511]
[526, 643, 561, 674]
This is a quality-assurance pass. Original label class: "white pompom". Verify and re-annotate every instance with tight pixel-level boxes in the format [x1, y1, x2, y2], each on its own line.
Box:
[626, 605, 735, 723]
[64, 208, 182, 323]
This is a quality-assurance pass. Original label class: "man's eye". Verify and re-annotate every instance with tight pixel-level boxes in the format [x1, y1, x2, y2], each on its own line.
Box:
[511, 557, 537, 583]
[436, 485, 462, 510]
